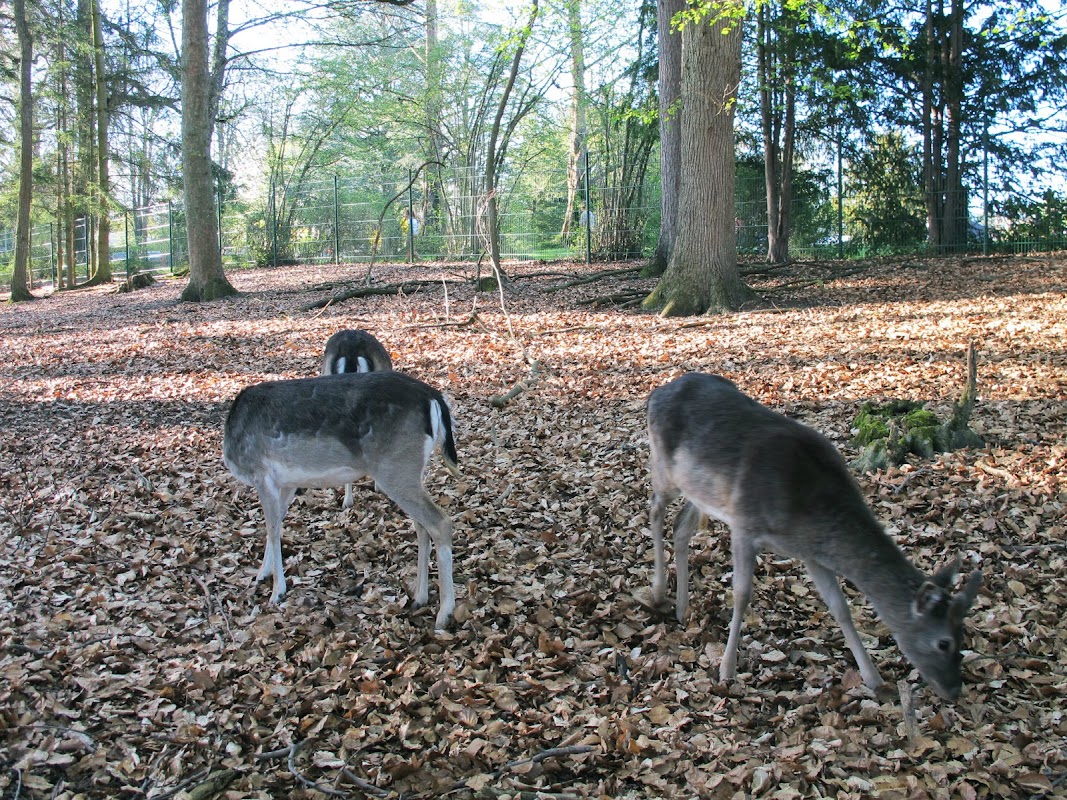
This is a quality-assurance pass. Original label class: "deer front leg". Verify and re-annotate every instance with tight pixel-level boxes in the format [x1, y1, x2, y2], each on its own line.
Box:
[721, 529, 758, 683]
[805, 560, 884, 690]
[649, 491, 669, 606]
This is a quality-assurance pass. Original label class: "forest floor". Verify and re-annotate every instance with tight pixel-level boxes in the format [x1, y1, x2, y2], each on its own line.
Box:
[1, 253, 1065, 799]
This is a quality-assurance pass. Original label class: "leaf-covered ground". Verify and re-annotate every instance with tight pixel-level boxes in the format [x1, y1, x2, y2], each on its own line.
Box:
[1, 254, 1065, 799]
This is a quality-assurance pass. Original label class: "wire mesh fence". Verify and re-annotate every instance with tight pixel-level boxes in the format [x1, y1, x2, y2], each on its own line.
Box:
[3, 152, 1065, 288]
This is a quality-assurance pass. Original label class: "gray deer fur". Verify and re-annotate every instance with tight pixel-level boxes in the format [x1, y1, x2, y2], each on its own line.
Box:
[223, 371, 459, 629]
[321, 329, 393, 377]
[647, 373, 982, 700]
[320, 329, 394, 508]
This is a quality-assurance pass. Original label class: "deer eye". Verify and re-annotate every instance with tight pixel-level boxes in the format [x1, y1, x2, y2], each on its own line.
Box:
[937, 638, 952, 653]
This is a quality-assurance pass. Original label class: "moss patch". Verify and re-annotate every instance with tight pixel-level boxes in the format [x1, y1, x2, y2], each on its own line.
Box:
[851, 400, 974, 471]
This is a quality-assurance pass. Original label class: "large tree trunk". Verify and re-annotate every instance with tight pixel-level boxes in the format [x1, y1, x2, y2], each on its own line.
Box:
[647, 0, 684, 277]
[10, 0, 35, 301]
[180, 0, 236, 302]
[644, 1, 753, 316]
[559, 0, 587, 242]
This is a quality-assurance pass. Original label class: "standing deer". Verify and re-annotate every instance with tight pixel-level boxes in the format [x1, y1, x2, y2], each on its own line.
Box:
[223, 371, 459, 629]
[646, 373, 982, 700]
[320, 329, 393, 508]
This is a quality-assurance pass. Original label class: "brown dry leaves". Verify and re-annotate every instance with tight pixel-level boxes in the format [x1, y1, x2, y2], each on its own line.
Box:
[1, 253, 1065, 799]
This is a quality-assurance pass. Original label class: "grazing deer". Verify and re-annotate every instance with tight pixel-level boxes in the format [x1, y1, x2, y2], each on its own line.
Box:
[646, 373, 982, 700]
[320, 329, 393, 508]
[321, 329, 393, 377]
[223, 371, 460, 629]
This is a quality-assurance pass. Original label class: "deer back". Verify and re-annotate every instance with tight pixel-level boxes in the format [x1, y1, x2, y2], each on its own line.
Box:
[223, 371, 456, 491]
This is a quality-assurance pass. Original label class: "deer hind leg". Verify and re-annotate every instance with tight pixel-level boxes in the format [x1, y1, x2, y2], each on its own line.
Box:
[380, 477, 455, 630]
[673, 501, 702, 621]
[805, 560, 883, 690]
[649, 490, 670, 606]
[721, 527, 758, 683]
[342, 483, 355, 509]
[256, 480, 296, 604]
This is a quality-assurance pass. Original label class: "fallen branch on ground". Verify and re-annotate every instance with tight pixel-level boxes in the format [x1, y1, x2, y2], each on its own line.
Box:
[575, 290, 646, 308]
[490, 360, 541, 408]
[543, 267, 642, 293]
[302, 279, 466, 311]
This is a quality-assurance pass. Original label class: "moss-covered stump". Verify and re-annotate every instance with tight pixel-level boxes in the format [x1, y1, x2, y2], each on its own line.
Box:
[851, 399, 983, 472]
[116, 272, 157, 293]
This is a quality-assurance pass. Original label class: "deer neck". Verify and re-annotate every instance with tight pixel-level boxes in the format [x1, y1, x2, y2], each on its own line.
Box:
[828, 519, 925, 625]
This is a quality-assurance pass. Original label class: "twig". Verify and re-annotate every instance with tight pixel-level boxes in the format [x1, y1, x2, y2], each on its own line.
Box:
[543, 267, 641, 292]
[302, 279, 465, 312]
[147, 767, 216, 800]
[405, 312, 486, 331]
[288, 742, 348, 798]
[537, 325, 596, 336]
[489, 360, 541, 409]
[898, 680, 920, 745]
[450, 744, 596, 795]
[256, 742, 349, 798]
[766, 263, 873, 291]
[575, 290, 646, 308]
[340, 768, 390, 798]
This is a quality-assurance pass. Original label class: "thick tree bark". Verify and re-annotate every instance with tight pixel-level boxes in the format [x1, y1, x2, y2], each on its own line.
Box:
[560, 0, 587, 242]
[10, 0, 35, 301]
[647, 0, 684, 277]
[644, 1, 754, 316]
[180, 0, 236, 302]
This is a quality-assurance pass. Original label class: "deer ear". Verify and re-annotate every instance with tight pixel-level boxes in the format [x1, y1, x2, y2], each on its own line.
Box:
[948, 571, 983, 625]
[914, 580, 949, 616]
[930, 556, 962, 588]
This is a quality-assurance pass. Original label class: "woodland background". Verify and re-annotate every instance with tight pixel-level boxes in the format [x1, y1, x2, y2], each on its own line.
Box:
[0, 252, 1065, 798]
[2, 0, 1067, 291]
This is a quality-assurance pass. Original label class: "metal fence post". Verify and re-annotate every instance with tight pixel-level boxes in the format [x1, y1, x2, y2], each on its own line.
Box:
[983, 121, 990, 256]
[836, 130, 844, 259]
[584, 151, 592, 265]
[333, 175, 340, 263]
[407, 169, 415, 264]
[125, 211, 131, 276]
[271, 179, 278, 268]
[166, 201, 172, 275]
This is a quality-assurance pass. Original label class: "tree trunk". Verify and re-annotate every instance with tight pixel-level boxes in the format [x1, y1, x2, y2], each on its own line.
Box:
[644, 1, 753, 316]
[75, 0, 95, 281]
[922, 0, 937, 249]
[560, 0, 587, 242]
[484, 0, 539, 279]
[180, 0, 236, 302]
[760, 1, 795, 265]
[942, 0, 964, 248]
[10, 0, 35, 301]
[83, 0, 112, 286]
[647, 0, 684, 277]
